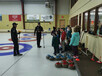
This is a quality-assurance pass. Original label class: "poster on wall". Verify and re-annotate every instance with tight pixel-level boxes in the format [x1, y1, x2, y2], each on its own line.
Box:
[40, 15, 53, 21]
[0, 15, 2, 21]
[27, 15, 39, 21]
[9, 15, 21, 21]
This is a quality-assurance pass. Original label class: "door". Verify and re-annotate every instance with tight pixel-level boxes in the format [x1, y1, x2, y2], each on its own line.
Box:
[60, 19, 65, 28]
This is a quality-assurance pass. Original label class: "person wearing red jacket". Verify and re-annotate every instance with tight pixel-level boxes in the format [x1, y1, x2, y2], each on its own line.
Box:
[61, 28, 66, 53]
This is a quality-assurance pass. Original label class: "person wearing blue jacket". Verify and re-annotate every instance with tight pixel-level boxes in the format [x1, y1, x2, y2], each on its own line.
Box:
[66, 26, 72, 41]
[65, 25, 70, 32]
[69, 26, 80, 58]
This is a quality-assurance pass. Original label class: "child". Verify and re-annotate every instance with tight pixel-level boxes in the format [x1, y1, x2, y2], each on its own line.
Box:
[61, 28, 66, 53]
[66, 26, 72, 42]
[69, 26, 80, 58]
[65, 25, 70, 32]
[52, 32, 60, 55]
[76, 25, 81, 35]
[66, 26, 72, 51]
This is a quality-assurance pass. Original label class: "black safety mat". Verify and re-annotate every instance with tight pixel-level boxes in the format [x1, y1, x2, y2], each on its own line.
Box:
[76, 54, 102, 76]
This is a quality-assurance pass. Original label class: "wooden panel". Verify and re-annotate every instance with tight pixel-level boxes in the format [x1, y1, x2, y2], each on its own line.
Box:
[79, 14, 81, 26]
[70, 15, 78, 27]
[94, 7, 98, 34]
[87, 11, 90, 32]
[82, 13, 85, 31]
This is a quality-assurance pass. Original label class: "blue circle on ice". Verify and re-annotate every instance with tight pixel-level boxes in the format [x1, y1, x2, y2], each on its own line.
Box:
[23, 33, 47, 37]
[21, 38, 31, 40]
[0, 43, 32, 56]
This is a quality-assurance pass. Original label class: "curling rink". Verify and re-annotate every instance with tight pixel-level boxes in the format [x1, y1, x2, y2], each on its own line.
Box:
[0, 33, 78, 76]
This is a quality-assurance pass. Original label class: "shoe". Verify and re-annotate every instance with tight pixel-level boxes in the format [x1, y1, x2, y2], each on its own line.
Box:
[14, 54, 17, 56]
[39, 46, 42, 47]
[38, 47, 41, 48]
[53, 53, 56, 55]
[17, 54, 23, 56]
[38, 46, 42, 48]
[61, 51, 64, 53]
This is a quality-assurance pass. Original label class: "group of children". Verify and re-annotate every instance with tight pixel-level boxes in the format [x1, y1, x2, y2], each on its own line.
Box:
[51, 25, 80, 58]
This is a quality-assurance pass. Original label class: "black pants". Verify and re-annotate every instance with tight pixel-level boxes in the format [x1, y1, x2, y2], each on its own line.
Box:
[72, 46, 78, 56]
[13, 40, 20, 55]
[37, 33, 41, 47]
[54, 47, 59, 54]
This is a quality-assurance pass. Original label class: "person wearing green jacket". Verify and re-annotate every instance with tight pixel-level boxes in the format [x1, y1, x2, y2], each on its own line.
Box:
[69, 26, 80, 58]
[52, 32, 60, 55]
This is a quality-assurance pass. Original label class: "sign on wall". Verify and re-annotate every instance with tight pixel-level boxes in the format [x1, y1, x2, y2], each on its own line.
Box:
[27, 15, 39, 21]
[0, 15, 2, 21]
[40, 15, 53, 21]
[9, 15, 21, 21]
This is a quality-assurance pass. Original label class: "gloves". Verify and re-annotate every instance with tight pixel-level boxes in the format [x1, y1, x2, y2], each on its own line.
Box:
[18, 32, 21, 34]
[18, 30, 21, 34]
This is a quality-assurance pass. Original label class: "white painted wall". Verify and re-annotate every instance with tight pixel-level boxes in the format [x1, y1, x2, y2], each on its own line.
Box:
[24, 2, 54, 15]
[69, 0, 102, 18]
[0, 1, 54, 15]
[0, 0, 70, 15]
[0, 2, 22, 14]
[57, 0, 69, 15]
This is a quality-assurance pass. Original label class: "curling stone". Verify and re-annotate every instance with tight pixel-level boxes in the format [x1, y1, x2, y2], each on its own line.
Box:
[61, 56, 67, 60]
[65, 53, 70, 57]
[55, 62, 62, 68]
[58, 54, 63, 57]
[56, 56, 61, 60]
[67, 60, 74, 64]
[64, 53, 68, 57]
[49, 56, 55, 61]
[61, 60, 67, 63]
[68, 64, 75, 70]
[67, 55, 73, 60]
[62, 62, 68, 68]
[46, 55, 51, 59]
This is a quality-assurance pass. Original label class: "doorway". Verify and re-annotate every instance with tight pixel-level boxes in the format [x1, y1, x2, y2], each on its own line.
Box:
[60, 19, 65, 28]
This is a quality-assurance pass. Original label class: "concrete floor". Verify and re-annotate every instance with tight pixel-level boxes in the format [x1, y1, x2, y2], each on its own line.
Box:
[0, 33, 78, 76]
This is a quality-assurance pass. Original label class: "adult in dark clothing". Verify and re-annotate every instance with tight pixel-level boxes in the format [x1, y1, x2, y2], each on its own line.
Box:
[34, 22, 43, 48]
[57, 28, 61, 38]
[11, 23, 22, 56]
[51, 27, 57, 36]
